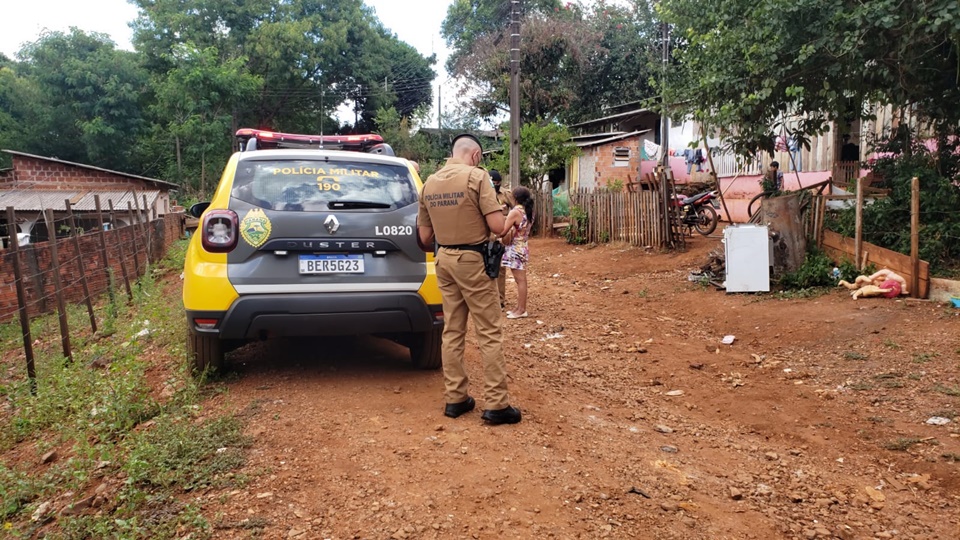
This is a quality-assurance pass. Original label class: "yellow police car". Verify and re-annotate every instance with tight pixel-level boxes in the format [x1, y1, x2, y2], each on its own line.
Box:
[183, 128, 442, 372]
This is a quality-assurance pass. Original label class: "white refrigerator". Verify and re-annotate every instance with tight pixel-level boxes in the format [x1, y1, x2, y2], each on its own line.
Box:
[723, 225, 770, 293]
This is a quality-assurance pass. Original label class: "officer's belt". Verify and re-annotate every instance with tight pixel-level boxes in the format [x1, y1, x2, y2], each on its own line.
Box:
[439, 243, 485, 253]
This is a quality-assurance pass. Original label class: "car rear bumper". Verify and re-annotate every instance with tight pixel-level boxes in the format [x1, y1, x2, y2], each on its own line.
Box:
[187, 292, 442, 340]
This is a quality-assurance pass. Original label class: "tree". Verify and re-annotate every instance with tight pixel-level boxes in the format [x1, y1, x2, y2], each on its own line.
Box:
[13, 29, 149, 172]
[658, 0, 960, 156]
[444, 1, 661, 124]
[566, 0, 660, 123]
[132, 0, 435, 132]
[150, 44, 262, 196]
[487, 121, 579, 192]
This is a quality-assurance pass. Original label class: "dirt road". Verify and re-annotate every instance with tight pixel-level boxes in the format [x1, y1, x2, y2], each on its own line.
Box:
[202, 235, 960, 540]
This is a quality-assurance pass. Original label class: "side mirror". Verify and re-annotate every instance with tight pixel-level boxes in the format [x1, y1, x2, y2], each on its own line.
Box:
[189, 202, 211, 218]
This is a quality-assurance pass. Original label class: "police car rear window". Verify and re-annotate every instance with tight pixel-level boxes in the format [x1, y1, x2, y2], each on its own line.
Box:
[230, 159, 417, 211]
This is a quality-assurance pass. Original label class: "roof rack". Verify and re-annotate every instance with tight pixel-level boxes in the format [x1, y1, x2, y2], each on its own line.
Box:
[235, 128, 395, 156]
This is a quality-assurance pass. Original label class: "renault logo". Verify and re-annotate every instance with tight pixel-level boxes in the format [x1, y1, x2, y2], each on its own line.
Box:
[324, 215, 340, 234]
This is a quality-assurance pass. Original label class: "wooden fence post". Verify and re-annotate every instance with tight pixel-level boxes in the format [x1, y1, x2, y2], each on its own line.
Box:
[107, 199, 134, 301]
[910, 177, 920, 298]
[43, 209, 72, 364]
[134, 191, 153, 265]
[855, 176, 864, 270]
[126, 201, 142, 279]
[143, 193, 154, 261]
[94, 195, 118, 310]
[64, 200, 97, 333]
[6, 207, 36, 394]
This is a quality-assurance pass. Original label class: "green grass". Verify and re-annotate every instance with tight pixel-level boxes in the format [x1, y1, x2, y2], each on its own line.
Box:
[842, 351, 868, 361]
[882, 437, 924, 452]
[0, 240, 248, 538]
[883, 339, 902, 350]
[913, 352, 939, 364]
[932, 384, 960, 397]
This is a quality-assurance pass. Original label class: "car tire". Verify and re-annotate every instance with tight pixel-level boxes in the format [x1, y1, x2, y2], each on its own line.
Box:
[188, 327, 224, 374]
[410, 327, 442, 370]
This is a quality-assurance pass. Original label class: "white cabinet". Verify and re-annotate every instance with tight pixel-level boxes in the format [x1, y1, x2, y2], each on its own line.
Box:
[723, 225, 770, 293]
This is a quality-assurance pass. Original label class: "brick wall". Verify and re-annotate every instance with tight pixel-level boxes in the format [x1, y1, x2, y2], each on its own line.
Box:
[589, 139, 642, 188]
[1, 155, 159, 192]
[0, 213, 185, 323]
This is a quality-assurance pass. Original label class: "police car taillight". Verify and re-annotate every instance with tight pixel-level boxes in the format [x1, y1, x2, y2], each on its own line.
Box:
[200, 210, 239, 253]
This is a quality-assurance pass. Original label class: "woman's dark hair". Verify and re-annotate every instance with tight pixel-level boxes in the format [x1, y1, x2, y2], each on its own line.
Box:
[512, 186, 534, 225]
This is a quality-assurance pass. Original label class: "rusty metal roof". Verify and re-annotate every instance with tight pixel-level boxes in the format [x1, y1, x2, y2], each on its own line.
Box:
[574, 130, 651, 148]
[0, 189, 160, 212]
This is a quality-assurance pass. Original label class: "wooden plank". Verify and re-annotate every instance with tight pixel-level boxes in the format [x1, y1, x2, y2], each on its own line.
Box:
[6, 207, 36, 394]
[822, 229, 930, 297]
[910, 177, 920, 298]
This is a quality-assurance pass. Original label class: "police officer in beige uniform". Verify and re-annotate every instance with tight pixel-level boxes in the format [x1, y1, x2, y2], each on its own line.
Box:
[417, 135, 522, 425]
[490, 170, 516, 308]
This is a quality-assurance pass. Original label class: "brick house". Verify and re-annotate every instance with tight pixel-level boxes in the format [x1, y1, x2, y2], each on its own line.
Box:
[568, 130, 649, 190]
[0, 150, 178, 245]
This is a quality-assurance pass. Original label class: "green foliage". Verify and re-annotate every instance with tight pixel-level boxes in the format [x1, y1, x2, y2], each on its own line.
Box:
[124, 416, 249, 490]
[563, 204, 589, 244]
[444, 1, 660, 123]
[487, 121, 579, 192]
[11, 30, 149, 173]
[150, 43, 262, 197]
[826, 134, 960, 273]
[779, 248, 834, 289]
[0, 241, 247, 537]
[659, 0, 960, 156]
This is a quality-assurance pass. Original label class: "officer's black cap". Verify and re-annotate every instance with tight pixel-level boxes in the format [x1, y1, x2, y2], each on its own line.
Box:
[452, 133, 482, 152]
[489, 170, 502, 183]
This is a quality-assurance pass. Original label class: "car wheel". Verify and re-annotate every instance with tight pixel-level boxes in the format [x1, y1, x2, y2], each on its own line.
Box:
[188, 326, 224, 374]
[409, 327, 442, 370]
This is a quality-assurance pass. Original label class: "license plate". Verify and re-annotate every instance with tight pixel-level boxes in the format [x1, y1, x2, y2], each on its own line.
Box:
[298, 254, 364, 274]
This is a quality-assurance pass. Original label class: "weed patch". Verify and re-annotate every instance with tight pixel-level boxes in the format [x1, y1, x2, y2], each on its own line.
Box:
[882, 437, 923, 452]
[0, 241, 249, 537]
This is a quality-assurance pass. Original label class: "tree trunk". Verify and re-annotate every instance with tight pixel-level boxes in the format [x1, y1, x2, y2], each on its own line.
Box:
[760, 192, 806, 276]
[175, 135, 182, 183]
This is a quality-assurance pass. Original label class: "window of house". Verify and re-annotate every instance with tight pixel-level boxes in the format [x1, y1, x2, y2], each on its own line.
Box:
[613, 147, 630, 167]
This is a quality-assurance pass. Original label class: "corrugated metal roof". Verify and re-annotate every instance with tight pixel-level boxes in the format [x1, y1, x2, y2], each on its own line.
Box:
[568, 108, 655, 129]
[574, 130, 651, 148]
[0, 189, 160, 212]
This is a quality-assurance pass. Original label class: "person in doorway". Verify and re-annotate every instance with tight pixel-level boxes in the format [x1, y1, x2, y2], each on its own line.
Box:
[840, 134, 860, 162]
[417, 134, 522, 426]
[501, 186, 534, 319]
[489, 169, 516, 309]
[761, 161, 785, 193]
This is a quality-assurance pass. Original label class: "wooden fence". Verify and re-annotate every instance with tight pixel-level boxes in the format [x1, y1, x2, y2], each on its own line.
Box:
[822, 229, 930, 298]
[532, 191, 554, 237]
[567, 188, 671, 247]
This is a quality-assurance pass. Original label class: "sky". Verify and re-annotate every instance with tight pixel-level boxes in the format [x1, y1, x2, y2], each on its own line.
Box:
[0, 0, 455, 124]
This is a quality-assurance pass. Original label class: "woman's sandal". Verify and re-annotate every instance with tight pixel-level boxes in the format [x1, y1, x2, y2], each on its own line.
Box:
[506, 311, 528, 319]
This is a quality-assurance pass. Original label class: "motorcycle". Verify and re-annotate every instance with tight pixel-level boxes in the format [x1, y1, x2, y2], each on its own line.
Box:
[673, 190, 720, 236]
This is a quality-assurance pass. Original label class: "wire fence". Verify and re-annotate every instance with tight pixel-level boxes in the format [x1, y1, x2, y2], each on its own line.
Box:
[1, 196, 185, 393]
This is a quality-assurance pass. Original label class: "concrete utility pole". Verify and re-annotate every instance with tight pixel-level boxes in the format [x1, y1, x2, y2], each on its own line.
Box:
[659, 21, 673, 247]
[509, 0, 522, 189]
[659, 21, 670, 168]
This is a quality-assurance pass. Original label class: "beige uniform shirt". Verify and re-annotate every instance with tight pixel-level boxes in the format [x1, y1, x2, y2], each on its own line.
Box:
[418, 158, 501, 246]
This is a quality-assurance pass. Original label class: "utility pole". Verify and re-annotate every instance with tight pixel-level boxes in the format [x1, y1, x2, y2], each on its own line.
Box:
[509, 0, 522, 189]
[659, 21, 670, 168]
[659, 21, 673, 247]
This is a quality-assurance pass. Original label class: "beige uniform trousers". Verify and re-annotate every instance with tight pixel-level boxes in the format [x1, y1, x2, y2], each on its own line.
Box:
[497, 271, 507, 307]
[436, 248, 510, 410]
